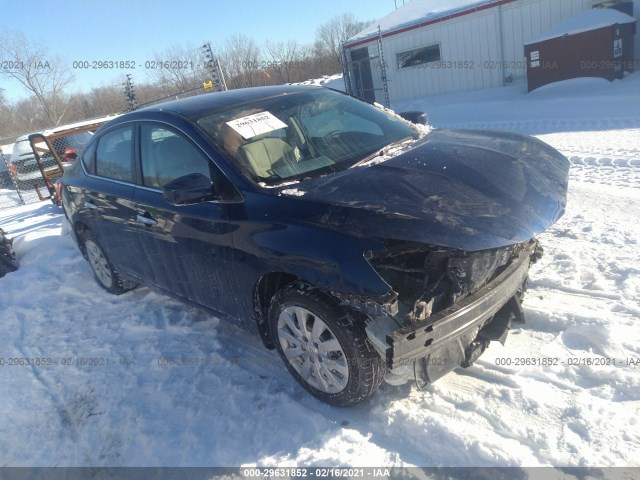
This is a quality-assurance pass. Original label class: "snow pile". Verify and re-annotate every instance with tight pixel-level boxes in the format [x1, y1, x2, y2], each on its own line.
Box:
[525, 8, 636, 45]
[279, 188, 306, 197]
[1, 69, 639, 468]
[293, 74, 345, 91]
[352, 137, 417, 168]
[395, 71, 640, 135]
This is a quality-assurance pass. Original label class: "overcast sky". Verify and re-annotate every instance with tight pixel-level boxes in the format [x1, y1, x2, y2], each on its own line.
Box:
[0, 0, 399, 101]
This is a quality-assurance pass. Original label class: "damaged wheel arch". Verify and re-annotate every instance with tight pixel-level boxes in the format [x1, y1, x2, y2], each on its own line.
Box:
[267, 282, 385, 406]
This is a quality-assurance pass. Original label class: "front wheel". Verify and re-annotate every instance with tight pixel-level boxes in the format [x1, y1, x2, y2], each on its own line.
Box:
[82, 230, 137, 295]
[268, 284, 384, 406]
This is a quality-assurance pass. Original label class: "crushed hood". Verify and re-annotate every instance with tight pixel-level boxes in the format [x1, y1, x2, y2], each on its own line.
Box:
[295, 129, 569, 251]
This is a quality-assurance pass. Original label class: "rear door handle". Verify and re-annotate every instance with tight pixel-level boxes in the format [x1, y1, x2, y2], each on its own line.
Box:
[136, 213, 158, 226]
[84, 200, 97, 210]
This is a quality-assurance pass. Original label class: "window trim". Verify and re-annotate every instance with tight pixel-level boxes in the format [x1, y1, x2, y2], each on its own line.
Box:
[396, 43, 442, 69]
[79, 119, 244, 204]
[80, 140, 98, 175]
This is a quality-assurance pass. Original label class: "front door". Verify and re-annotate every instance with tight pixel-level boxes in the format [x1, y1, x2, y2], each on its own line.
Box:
[132, 123, 237, 316]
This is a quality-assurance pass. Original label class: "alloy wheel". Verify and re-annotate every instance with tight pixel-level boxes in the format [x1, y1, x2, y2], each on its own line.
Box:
[277, 305, 349, 394]
[85, 239, 113, 288]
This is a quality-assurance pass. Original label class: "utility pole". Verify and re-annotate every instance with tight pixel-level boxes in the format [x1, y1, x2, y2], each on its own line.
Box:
[122, 74, 138, 111]
[201, 42, 228, 91]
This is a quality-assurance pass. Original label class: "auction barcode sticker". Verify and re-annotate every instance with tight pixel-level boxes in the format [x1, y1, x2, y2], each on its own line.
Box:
[226, 111, 287, 139]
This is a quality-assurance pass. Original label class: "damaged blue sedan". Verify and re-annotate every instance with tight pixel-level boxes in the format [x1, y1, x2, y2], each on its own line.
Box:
[61, 85, 569, 406]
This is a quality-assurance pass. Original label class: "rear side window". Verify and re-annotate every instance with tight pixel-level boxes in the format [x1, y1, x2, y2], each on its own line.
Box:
[95, 127, 133, 182]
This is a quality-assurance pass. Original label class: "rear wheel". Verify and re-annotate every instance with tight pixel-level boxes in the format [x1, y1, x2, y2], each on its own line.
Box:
[82, 230, 137, 295]
[269, 284, 384, 406]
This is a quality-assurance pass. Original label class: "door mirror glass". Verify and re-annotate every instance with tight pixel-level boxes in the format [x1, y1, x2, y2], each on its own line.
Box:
[162, 173, 218, 205]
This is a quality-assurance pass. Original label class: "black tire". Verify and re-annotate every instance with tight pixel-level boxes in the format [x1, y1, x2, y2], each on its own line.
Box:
[0, 228, 18, 278]
[268, 284, 385, 407]
[0, 248, 19, 278]
[81, 229, 137, 295]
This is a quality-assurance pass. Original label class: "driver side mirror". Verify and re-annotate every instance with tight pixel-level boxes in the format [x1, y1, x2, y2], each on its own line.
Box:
[398, 111, 429, 126]
[162, 173, 219, 205]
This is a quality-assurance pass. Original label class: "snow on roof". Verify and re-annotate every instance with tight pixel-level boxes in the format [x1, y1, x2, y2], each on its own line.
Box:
[524, 8, 636, 45]
[346, 0, 498, 46]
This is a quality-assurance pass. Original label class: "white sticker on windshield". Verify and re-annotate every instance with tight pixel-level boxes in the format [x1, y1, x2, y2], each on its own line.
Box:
[226, 111, 287, 139]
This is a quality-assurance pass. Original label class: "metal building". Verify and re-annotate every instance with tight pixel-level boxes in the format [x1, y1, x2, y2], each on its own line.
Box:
[524, 9, 636, 91]
[342, 0, 640, 104]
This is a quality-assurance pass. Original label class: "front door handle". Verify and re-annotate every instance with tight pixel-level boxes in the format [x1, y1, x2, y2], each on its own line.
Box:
[136, 213, 158, 226]
[84, 200, 97, 210]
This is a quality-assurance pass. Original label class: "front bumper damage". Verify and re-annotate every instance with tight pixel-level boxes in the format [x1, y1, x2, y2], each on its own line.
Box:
[363, 242, 537, 386]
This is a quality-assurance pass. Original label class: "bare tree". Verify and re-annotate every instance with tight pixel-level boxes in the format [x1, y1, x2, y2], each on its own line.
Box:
[0, 30, 74, 126]
[315, 13, 371, 72]
[0, 89, 14, 137]
[265, 40, 303, 84]
[64, 84, 124, 122]
[145, 42, 208, 94]
[9, 97, 47, 133]
[86, 85, 126, 116]
[220, 34, 261, 89]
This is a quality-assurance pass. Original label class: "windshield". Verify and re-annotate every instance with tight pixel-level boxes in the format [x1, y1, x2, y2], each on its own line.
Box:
[196, 89, 418, 185]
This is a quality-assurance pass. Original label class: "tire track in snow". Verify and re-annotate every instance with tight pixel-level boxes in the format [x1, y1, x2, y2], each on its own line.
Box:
[7, 309, 106, 466]
[537, 129, 640, 188]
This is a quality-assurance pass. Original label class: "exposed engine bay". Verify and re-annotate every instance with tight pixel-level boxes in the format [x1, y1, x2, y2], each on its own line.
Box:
[353, 239, 543, 386]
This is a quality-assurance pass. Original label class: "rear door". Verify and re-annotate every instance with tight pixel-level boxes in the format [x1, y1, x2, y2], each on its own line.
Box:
[132, 123, 237, 315]
[79, 125, 153, 282]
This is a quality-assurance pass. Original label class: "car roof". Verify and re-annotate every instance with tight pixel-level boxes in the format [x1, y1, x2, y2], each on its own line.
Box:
[138, 84, 324, 119]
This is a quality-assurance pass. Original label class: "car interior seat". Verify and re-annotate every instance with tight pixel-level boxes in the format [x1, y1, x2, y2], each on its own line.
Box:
[237, 136, 294, 178]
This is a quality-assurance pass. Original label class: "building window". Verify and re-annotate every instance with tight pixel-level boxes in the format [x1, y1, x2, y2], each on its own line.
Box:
[397, 44, 441, 69]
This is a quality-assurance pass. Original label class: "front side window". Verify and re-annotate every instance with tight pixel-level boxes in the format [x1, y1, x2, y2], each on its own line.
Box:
[140, 125, 212, 189]
[397, 44, 441, 69]
[95, 126, 133, 182]
[196, 89, 417, 185]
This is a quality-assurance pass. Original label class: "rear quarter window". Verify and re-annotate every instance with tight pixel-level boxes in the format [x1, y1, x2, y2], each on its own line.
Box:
[81, 141, 98, 175]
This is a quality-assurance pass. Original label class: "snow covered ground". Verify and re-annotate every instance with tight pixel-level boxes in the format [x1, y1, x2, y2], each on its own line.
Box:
[0, 73, 639, 469]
